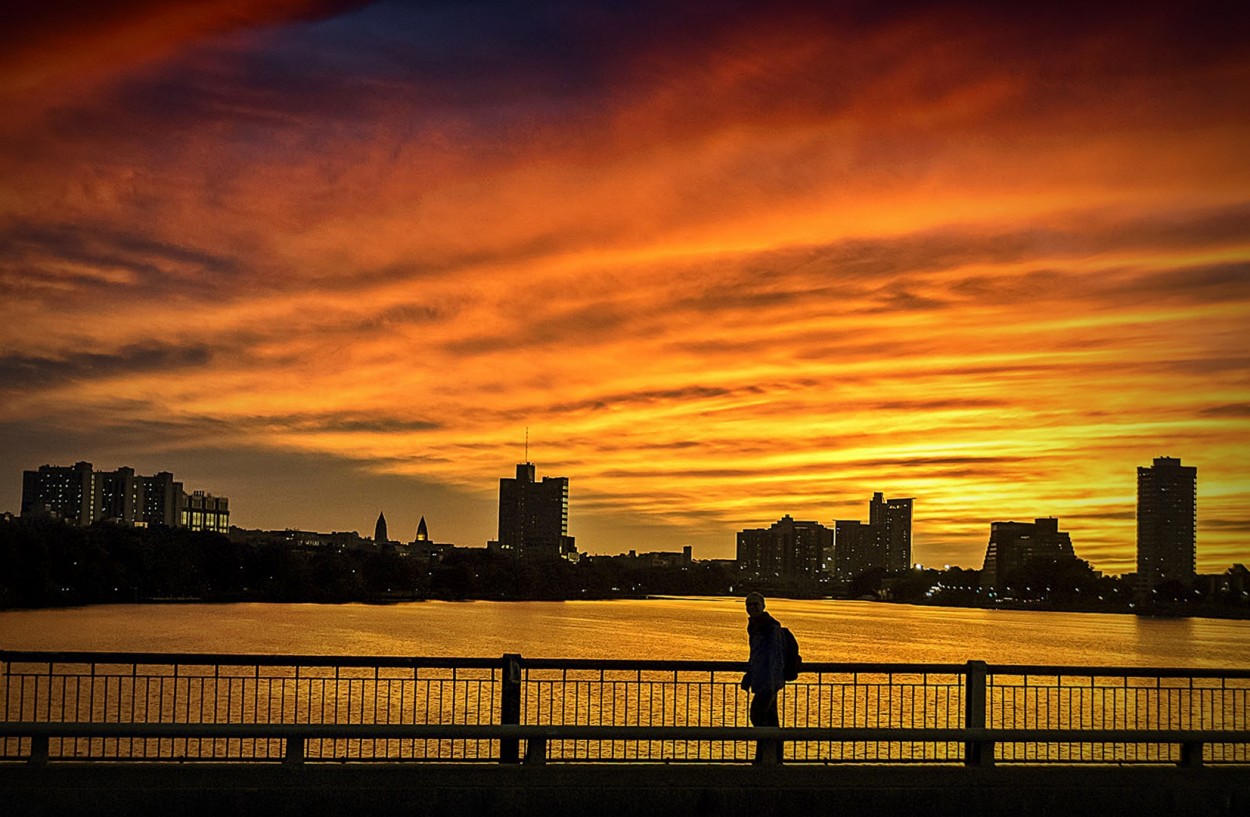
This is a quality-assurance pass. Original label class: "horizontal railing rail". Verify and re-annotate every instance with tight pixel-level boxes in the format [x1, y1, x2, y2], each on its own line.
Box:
[7, 722, 1247, 743]
[4, 651, 1247, 766]
[6, 651, 1250, 684]
[2, 721, 1247, 767]
[11, 650, 1250, 678]
[0, 651, 503, 669]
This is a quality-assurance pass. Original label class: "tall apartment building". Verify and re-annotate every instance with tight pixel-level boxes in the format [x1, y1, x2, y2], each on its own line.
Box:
[493, 462, 576, 560]
[832, 492, 915, 580]
[1137, 456, 1197, 590]
[832, 519, 873, 581]
[736, 515, 832, 579]
[21, 461, 227, 533]
[137, 471, 182, 528]
[20, 461, 94, 525]
[980, 517, 1076, 590]
[870, 492, 914, 573]
[93, 466, 137, 524]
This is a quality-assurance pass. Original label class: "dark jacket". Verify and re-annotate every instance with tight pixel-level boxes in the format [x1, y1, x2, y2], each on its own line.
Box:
[744, 611, 786, 694]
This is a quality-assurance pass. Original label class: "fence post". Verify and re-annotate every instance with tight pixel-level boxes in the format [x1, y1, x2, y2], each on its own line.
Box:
[1180, 741, 1204, 768]
[500, 653, 523, 764]
[284, 735, 305, 766]
[964, 660, 993, 767]
[29, 735, 49, 766]
[525, 736, 548, 765]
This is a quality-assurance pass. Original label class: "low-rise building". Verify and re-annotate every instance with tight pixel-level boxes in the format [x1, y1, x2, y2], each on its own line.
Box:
[980, 517, 1076, 590]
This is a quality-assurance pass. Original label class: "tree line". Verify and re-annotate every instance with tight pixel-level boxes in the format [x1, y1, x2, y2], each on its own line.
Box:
[0, 518, 735, 607]
[2, 517, 1244, 617]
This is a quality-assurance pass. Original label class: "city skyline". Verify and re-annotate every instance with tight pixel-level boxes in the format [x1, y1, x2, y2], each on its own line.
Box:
[2, 2, 1248, 574]
[11, 455, 1236, 580]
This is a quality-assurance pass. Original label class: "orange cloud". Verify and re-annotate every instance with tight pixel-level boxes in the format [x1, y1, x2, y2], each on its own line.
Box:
[2, 2, 1248, 573]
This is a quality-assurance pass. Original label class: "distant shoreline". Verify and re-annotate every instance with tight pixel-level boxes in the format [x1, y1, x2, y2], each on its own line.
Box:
[5, 593, 1247, 621]
[4, 517, 1245, 619]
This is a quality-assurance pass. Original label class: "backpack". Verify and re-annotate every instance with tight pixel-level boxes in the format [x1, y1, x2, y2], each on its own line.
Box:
[781, 626, 801, 681]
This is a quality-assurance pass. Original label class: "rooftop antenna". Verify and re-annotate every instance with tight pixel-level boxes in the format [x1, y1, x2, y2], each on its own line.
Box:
[525, 426, 529, 463]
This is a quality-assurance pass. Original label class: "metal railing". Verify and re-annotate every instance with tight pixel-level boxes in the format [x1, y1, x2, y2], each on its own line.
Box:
[982, 664, 1250, 763]
[3, 651, 1247, 765]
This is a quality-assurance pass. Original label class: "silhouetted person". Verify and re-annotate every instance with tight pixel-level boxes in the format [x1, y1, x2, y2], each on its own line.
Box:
[741, 591, 785, 765]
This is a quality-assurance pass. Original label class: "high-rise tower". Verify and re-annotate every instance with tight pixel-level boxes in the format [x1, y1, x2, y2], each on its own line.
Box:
[1137, 457, 1197, 589]
[374, 512, 389, 544]
[496, 462, 575, 560]
[869, 492, 914, 572]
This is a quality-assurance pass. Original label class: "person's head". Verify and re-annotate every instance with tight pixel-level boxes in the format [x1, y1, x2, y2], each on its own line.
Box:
[744, 592, 765, 619]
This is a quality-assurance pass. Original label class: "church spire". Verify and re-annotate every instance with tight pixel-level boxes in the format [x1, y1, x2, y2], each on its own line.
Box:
[374, 512, 388, 543]
[415, 516, 428, 542]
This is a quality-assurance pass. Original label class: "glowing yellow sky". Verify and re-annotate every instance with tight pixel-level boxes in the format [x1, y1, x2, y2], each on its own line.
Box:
[2, 2, 1248, 573]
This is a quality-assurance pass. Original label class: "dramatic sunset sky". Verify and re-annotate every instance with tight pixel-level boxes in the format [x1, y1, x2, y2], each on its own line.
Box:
[2, 1, 1247, 573]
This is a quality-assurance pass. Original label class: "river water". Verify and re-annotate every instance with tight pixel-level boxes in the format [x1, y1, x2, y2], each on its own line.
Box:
[1, 598, 1246, 668]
